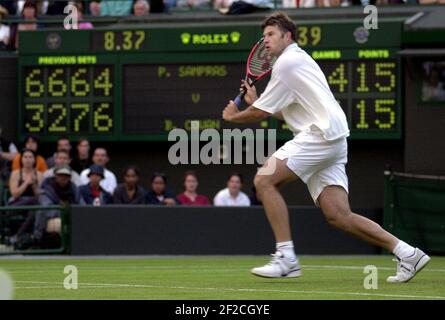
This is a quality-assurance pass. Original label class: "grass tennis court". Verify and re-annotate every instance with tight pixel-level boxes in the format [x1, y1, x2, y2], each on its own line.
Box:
[1, 255, 445, 300]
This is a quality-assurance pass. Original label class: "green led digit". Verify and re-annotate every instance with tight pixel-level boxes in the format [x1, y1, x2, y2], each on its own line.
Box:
[48, 68, 67, 97]
[25, 69, 44, 98]
[375, 62, 396, 92]
[135, 31, 146, 50]
[24, 104, 44, 132]
[328, 63, 348, 93]
[104, 31, 115, 51]
[71, 68, 90, 97]
[71, 103, 90, 132]
[48, 104, 67, 132]
[297, 26, 308, 47]
[123, 31, 133, 50]
[94, 68, 113, 96]
[375, 99, 396, 129]
[356, 100, 369, 129]
[356, 63, 369, 93]
[310, 26, 321, 46]
[93, 103, 113, 132]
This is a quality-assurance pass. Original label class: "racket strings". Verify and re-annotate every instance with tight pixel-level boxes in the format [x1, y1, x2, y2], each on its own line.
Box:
[248, 42, 275, 76]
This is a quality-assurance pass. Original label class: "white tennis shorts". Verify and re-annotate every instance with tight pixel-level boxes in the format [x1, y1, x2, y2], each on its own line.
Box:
[272, 128, 348, 205]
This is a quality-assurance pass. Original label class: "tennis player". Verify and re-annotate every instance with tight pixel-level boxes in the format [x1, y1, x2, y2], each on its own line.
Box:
[222, 12, 430, 282]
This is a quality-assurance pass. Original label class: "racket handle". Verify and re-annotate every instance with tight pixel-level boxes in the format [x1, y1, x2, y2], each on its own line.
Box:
[234, 94, 243, 107]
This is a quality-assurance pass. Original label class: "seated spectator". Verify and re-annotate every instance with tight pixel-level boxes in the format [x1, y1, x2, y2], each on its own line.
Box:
[213, 173, 250, 206]
[46, 136, 72, 168]
[74, 1, 93, 29]
[0, 1, 17, 15]
[145, 172, 179, 205]
[71, 138, 93, 174]
[90, 0, 133, 16]
[8, 148, 43, 206]
[0, 5, 10, 50]
[14, 1, 39, 50]
[12, 135, 48, 173]
[177, 170, 210, 206]
[79, 164, 113, 205]
[133, 0, 150, 16]
[422, 68, 445, 102]
[177, 0, 211, 9]
[43, 150, 82, 186]
[0, 132, 18, 163]
[45, 0, 68, 15]
[33, 165, 81, 242]
[163, 0, 177, 11]
[113, 165, 146, 204]
[80, 147, 117, 194]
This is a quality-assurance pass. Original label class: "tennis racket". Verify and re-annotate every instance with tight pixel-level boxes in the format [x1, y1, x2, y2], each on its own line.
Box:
[233, 37, 276, 107]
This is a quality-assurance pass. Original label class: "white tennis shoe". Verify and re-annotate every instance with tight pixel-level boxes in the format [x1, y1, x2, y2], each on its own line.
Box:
[387, 248, 431, 283]
[251, 251, 302, 278]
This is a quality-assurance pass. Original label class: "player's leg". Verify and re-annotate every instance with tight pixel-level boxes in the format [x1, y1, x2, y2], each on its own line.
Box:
[254, 157, 297, 243]
[318, 185, 431, 283]
[318, 186, 398, 250]
[251, 157, 302, 278]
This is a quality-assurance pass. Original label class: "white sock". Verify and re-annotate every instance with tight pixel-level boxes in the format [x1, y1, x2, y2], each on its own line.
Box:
[392, 240, 415, 258]
[276, 241, 296, 260]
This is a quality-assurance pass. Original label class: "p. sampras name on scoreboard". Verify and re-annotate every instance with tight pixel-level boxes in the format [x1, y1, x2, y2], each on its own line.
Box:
[38, 56, 97, 65]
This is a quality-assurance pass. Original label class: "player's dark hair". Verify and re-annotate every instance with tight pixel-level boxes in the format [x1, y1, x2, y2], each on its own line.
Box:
[261, 12, 297, 41]
[228, 173, 243, 184]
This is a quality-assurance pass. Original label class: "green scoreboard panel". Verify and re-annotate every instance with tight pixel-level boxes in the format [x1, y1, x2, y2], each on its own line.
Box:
[18, 21, 402, 141]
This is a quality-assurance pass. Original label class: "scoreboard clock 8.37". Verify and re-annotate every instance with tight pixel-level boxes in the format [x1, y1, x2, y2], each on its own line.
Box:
[18, 21, 403, 141]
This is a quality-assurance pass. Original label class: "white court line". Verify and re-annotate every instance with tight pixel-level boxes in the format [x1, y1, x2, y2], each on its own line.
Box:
[5, 264, 445, 273]
[14, 280, 445, 300]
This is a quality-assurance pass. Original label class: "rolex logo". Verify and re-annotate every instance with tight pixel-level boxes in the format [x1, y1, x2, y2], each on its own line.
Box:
[230, 32, 241, 44]
[181, 33, 191, 45]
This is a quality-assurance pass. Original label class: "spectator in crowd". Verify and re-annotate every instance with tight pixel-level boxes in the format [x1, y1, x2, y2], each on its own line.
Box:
[89, 0, 133, 16]
[8, 148, 43, 206]
[177, 0, 211, 9]
[213, 173, 251, 206]
[0, 1, 17, 15]
[33, 164, 81, 242]
[71, 138, 93, 174]
[177, 170, 210, 206]
[80, 147, 117, 194]
[46, 136, 72, 168]
[149, 0, 165, 12]
[163, 0, 177, 11]
[0, 5, 10, 50]
[113, 165, 146, 204]
[45, 0, 68, 15]
[422, 67, 445, 102]
[79, 164, 113, 205]
[14, 0, 39, 50]
[74, 1, 93, 29]
[43, 150, 81, 186]
[12, 135, 48, 173]
[133, 0, 150, 16]
[0, 128, 18, 163]
[145, 172, 179, 205]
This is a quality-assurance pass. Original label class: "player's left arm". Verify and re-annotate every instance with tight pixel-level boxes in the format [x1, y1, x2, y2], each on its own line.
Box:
[222, 102, 270, 123]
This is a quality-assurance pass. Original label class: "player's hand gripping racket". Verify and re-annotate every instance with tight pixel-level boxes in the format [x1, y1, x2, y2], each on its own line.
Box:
[233, 37, 276, 107]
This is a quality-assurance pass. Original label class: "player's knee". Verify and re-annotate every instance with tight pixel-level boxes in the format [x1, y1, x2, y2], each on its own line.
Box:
[324, 208, 351, 230]
[254, 174, 272, 191]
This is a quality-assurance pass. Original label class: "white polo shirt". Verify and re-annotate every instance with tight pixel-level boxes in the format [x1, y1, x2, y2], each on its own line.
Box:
[213, 188, 251, 207]
[253, 43, 349, 141]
